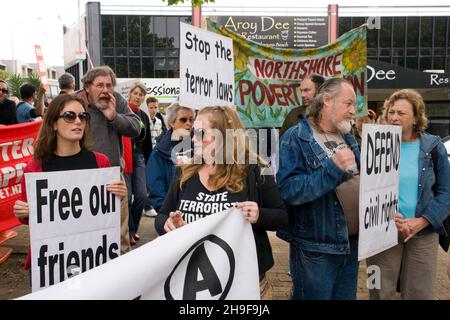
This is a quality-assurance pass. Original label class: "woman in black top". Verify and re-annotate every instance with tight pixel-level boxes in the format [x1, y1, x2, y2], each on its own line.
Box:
[155, 106, 287, 299]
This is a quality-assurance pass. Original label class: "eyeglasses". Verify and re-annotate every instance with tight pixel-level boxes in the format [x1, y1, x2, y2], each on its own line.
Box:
[177, 117, 194, 124]
[92, 82, 113, 90]
[193, 128, 206, 141]
[58, 111, 90, 123]
[0, 89, 8, 94]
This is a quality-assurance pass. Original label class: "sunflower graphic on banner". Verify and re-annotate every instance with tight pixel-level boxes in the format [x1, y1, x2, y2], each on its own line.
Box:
[208, 20, 367, 128]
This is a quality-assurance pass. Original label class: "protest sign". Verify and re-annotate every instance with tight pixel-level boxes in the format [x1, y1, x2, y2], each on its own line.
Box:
[34, 45, 49, 91]
[180, 22, 235, 109]
[358, 124, 401, 260]
[26, 167, 121, 291]
[209, 20, 367, 128]
[0, 121, 41, 232]
[19, 208, 259, 300]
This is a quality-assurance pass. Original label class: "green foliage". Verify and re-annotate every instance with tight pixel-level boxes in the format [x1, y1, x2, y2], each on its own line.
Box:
[164, 0, 215, 7]
[0, 70, 10, 81]
[25, 73, 42, 90]
[6, 74, 24, 98]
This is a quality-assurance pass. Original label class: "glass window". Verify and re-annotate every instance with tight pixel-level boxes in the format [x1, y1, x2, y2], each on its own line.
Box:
[393, 17, 405, 47]
[433, 57, 445, 70]
[116, 48, 127, 57]
[142, 58, 154, 78]
[168, 70, 180, 78]
[351, 17, 366, 29]
[181, 16, 192, 25]
[434, 48, 445, 55]
[338, 17, 351, 36]
[407, 17, 419, 47]
[155, 70, 168, 78]
[129, 47, 141, 56]
[155, 48, 166, 57]
[434, 17, 446, 47]
[420, 17, 432, 48]
[102, 15, 114, 48]
[103, 57, 115, 71]
[168, 49, 179, 57]
[420, 57, 432, 70]
[116, 58, 128, 77]
[393, 48, 404, 56]
[167, 17, 180, 48]
[129, 58, 141, 77]
[379, 48, 391, 57]
[167, 58, 179, 70]
[154, 58, 166, 70]
[380, 17, 392, 48]
[406, 57, 418, 69]
[142, 16, 154, 47]
[367, 28, 378, 48]
[367, 48, 377, 56]
[128, 16, 141, 47]
[115, 16, 127, 48]
[407, 48, 418, 56]
[103, 47, 114, 56]
[392, 56, 405, 67]
[379, 57, 392, 63]
[155, 17, 167, 48]
[420, 48, 432, 56]
[142, 47, 153, 57]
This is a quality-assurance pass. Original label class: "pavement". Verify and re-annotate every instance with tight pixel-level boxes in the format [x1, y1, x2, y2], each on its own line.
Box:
[1, 215, 449, 300]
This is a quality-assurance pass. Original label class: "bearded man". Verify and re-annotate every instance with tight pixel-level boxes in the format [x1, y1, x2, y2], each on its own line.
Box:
[276, 78, 361, 300]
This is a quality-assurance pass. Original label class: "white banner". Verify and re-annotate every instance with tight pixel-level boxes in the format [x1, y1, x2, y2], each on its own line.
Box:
[19, 208, 260, 300]
[26, 167, 121, 292]
[358, 124, 401, 260]
[116, 78, 180, 104]
[179, 22, 235, 109]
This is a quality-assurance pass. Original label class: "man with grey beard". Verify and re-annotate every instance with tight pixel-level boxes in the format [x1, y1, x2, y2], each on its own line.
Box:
[276, 78, 361, 300]
[76, 66, 142, 254]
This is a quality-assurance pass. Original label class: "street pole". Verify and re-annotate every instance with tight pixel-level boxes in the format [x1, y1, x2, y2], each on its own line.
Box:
[328, 4, 338, 43]
[192, 5, 202, 28]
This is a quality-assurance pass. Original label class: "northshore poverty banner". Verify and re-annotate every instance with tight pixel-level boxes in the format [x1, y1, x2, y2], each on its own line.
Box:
[208, 20, 367, 128]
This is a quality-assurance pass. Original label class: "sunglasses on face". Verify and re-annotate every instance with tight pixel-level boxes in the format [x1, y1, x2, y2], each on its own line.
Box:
[0, 89, 8, 94]
[177, 117, 194, 124]
[58, 111, 90, 123]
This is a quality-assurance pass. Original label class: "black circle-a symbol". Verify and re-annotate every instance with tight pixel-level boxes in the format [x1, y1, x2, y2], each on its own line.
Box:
[164, 234, 235, 300]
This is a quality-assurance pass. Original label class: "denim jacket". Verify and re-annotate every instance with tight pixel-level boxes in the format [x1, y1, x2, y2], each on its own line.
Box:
[276, 118, 360, 255]
[415, 133, 450, 236]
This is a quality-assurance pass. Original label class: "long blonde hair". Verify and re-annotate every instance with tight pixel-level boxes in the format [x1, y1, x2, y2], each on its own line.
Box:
[179, 106, 257, 193]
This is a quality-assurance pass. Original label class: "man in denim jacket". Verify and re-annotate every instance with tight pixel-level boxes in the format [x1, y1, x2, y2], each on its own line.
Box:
[277, 78, 361, 300]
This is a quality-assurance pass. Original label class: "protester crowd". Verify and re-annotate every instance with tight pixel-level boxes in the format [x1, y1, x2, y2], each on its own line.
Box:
[1, 66, 449, 300]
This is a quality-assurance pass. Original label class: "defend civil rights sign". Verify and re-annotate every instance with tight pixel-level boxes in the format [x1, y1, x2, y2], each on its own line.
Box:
[358, 124, 401, 260]
[180, 22, 235, 109]
[26, 167, 121, 292]
[208, 20, 368, 128]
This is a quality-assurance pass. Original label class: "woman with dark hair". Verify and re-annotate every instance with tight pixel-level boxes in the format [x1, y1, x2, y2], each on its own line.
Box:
[367, 89, 450, 300]
[13, 94, 127, 273]
[155, 106, 287, 299]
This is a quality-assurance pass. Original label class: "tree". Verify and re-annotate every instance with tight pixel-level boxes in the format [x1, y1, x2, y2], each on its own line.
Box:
[163, 0, 215, 7]
[6, 74, 24, 98]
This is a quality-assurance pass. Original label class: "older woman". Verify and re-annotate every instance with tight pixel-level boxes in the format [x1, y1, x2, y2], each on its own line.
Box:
[367, 89, 450, 300]
[124, 83, 152, 245]
[146, 102, 194, 213]
[154, 106, 287, 299]
[13, 94, 127, 275]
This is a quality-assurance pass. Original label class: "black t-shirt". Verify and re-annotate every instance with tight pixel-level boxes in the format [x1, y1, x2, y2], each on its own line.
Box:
[0, 99, 17, 125]
[161, 173, 247, 224]
[42, 150, 98, 172]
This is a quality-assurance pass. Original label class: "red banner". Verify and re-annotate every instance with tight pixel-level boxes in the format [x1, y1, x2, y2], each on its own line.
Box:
[0, 121, 41, 232]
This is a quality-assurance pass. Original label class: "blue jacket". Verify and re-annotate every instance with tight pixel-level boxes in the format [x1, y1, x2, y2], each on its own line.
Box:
[276, 118, 360, 255]
[414, 133, 450, 236]
[146, 129, 177, 212]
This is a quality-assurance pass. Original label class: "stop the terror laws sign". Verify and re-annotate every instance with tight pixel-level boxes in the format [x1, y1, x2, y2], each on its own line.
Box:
[180, 22, 235, 109]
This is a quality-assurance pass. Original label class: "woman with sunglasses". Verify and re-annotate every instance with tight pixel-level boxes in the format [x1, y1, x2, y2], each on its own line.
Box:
[154, 106, 288, 299]
[146, 102, 194, 214]
[13, 94, 127, 274]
